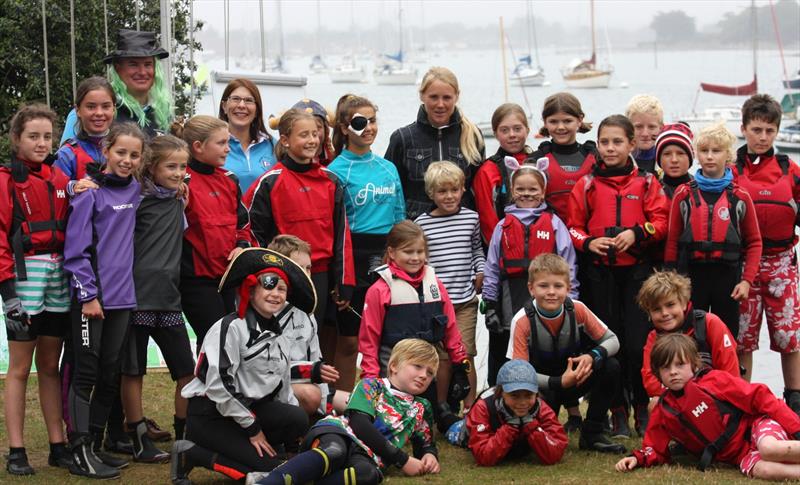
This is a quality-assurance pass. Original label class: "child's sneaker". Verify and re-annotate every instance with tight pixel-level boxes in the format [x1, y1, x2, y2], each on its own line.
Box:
[610, 407, 631, 438]
[48, 442, 74, 468]
[784, 389, 800, 417]
[69, 436, 120, 480]
[5, 448, 35, 475]
[564, 415, 582, 434]
[633, 404, 649, 437]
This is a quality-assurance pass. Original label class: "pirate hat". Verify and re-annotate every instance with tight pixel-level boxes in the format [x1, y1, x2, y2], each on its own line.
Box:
[103, 29, 169, 64]
[219, 248, 317, 315]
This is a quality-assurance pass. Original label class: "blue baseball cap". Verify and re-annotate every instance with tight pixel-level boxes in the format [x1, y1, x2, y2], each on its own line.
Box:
[496, 360, 538, 393]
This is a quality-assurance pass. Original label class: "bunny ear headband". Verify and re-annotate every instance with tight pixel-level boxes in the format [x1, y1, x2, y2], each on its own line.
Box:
[504, 156, 550, 190]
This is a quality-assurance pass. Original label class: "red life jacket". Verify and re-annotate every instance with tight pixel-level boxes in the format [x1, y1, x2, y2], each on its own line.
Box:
[538, 142, 597, 220]
[582, 170, 654, 265]
[659, 369, 743, 471]
[677, 182, 743, 266]
[3, 161, 69, 280]
[65, 139, 100, 180]
[184, 165, 241, 279]
[734, 153, 798, 251]
[499, 212, 556, 279]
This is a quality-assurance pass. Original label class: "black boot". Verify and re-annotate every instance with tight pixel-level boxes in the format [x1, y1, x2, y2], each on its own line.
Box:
[69, 435, 120, 480]
[633, 403, 650, 437]
[435, 402, 460, 434]
[170, 440, 197, 485]
[129, 420, 170, 463]
[579, 420, 627, 454]
[173, 416, 187, 441]
[784, 389, 800, 417]
[5, 447, 35, 475]
[92, 429, 130, 469]
[103, 431, 134, 455]
[48, 442, 74, 468]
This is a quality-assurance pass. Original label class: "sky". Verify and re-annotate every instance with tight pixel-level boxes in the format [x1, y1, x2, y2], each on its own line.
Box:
[191, 0, 759, 33]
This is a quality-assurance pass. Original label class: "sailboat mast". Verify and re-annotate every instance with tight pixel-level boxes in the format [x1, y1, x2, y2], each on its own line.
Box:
[277, 0, 285, 67]
[525, 0, 533, 56]
[500, 16, 509, 102]
[530, 0, 542, 67]
[590, 0, 596, 65]
[316, 0, 322, 58]
[398, 1, 404, 60]
[752, 0, 757, 83]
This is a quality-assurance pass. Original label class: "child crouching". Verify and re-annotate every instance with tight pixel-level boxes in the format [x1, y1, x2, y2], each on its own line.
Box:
[467, 359, 567, 466]
[617, 334, 800, 479]
[252, 338, 441, 484]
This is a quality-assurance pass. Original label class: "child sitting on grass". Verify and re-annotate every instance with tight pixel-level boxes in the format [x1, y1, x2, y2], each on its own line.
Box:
[637, 271, 740, 405]
[466, 359, 567, 466]
[252, 338, 441, 485]
[616, 333, 800, 479]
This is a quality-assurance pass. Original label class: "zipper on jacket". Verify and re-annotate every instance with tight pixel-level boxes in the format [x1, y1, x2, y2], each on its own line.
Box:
[437, 129, 444, 160]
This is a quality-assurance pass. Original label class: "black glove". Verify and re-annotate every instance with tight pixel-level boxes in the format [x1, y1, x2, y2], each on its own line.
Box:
[449, 360, 472, 403]
[484, 300, 502, 333]
[4, 297, 30, 334]
[589, 346, 608, 371]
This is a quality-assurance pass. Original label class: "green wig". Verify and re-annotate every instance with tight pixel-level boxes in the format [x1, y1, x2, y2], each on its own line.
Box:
[109, 60, 174, 131]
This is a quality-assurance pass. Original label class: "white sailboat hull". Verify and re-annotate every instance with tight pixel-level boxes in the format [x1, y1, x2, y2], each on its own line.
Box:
[329, 68, 366, 83]
[374, 68, 417, 85]
[512, 72, 546, 86]
[563, 71, 611, 88]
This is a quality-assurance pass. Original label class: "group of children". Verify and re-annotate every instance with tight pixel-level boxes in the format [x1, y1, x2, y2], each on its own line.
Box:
[3, 69, 800, 482]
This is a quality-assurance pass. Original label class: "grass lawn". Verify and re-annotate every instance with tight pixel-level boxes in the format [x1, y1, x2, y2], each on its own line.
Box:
[0, 372, 754, 484]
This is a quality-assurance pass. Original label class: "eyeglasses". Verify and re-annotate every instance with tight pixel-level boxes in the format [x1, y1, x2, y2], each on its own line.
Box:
[226, 95, 256, 106]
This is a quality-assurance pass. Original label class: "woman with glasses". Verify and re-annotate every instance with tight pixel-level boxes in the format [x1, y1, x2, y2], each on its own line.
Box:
[218, 78, 277, 193]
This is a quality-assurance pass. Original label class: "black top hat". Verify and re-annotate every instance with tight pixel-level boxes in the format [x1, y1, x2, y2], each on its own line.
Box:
[219, 248, 317, 315]
[103, 29, 169, 64]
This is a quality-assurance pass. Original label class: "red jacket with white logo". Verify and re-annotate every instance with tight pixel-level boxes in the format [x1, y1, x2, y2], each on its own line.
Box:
[641, 310, 740, 398]
[467, 393, 567, 466]
[533, 141, 597, 222]
[245, 156, 355, 291]
[731, 147, 800, 255]
[183, 159, 251, 279]
[665, 181, 761, 283]
[632, 369, 800, 469]
[498, 211, 556, 278]
[567, 158, 668, 266]
[0, 160, 69, 285]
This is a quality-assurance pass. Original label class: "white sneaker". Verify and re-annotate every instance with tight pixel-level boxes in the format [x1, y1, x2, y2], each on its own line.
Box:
[245, 471, 270, 485]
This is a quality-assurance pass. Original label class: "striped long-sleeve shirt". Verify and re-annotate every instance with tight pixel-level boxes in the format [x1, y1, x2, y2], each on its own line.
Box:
[414, 207, 485, 304]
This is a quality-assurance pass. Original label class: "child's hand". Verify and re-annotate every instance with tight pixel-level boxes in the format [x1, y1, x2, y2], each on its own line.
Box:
[331, 286, 350, 311]
[561, 357, 581, 388]
[588, 237, 614, 256]
[730, 280, 751, 301]
[82, 299, 104, 320]
[474, 273, 484, 294]
[420, 453, 440, 474]
[73, 178, 99, 194]
[320, 364, 339, 384]
[248, 430, 276, 458]
[647, 396, 659, 412]
[573, 354, 594, 385]
[401, 457, 425, 476]
[612, 229, 636, 253]
[177, 182, 188, 200]
[227, 247, 244, 261]
[615, 456, 638, 472]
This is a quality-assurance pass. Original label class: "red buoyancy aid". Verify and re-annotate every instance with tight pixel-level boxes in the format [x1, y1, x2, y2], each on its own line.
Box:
[659, 369, 743, 471]
[66, 139, 100, 180]
[499, 212, 556, 278]
[3, 162, 69, 280]
[677, 182, 743, 265]
[544, 151, 597, 221]
[585, 173, 651, 237]
[734, 154, 798, 251]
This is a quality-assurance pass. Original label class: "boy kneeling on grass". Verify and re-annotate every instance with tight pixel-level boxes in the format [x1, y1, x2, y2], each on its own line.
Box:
[616, 334, 800, 480]
[251, 338, 441, 485]
[507, 253, 626, 454]
[638, 271, 740, 407]
[466, 359, 567, 466]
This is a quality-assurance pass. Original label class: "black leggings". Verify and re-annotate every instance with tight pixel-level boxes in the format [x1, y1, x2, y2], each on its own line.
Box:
[584, 263, 652, 407]
[186, 396, 309, 473]
[180, 277, 235, 350]
[539, 357, 622, 426]
[689, 263, 741, 339]
[68, 308, 130, 436]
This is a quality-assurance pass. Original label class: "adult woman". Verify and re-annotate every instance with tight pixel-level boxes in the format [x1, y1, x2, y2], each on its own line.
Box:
[385, 66, 485, 220]
[61, 29, 173, 143]
[171, 248, 312, 483]
[218, 78, 276, 192]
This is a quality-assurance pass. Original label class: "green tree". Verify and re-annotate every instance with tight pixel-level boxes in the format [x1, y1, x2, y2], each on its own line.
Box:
[650, 10, 697, 43]
[0, 0, 203, 158]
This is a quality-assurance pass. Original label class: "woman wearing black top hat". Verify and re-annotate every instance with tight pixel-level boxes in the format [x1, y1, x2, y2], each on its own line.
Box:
[170, 248, 313, 484]
[60, 29, 173, 143]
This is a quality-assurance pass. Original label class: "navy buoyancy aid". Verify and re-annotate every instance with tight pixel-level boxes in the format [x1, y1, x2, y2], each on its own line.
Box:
[499, 212, 556, 279]
[677, 182, 743, 267]
[658, 368, 743, 471]
[377, 265, 447, 346]
[523, 298, 588, 377]
[734, 153, 798, 250]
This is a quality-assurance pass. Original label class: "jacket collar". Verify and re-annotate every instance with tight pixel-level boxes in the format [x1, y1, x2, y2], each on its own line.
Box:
[415, 105, 462, 132]
[189, 158, 216, 175]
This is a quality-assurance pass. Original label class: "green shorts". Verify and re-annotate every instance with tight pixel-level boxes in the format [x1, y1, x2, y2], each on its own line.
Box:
[15, 254, 70, 315]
